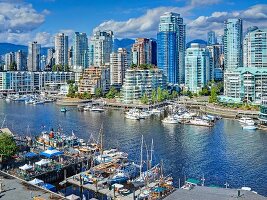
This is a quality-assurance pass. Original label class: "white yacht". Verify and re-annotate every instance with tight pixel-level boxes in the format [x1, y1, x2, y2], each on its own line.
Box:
[83, 105, 91, 111]
[149, 108, 164, 115]
[242, 125, 257, 130]
[238, 117, 255, 125]
[125, 113, 140, 120]
[189, 118, 212, 127]
[162, 116, 179, 124]
[90, 106, 105, 112]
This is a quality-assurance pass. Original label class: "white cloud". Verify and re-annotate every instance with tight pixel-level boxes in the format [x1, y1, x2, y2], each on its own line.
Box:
[188, 4, 267, 39]
[94, 3, 267, 40]
[94, 6, 190, 38]
[0, 2, 48, 33]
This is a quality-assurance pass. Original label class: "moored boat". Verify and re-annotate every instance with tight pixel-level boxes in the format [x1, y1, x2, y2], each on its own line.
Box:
[242, 125, 257, 130]
[162, 116, 179, 124]
[90, 106, 105, 112]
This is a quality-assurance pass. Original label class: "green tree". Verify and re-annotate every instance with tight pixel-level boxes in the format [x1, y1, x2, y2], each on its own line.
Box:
[10, 62, 17, 71]
[171, 90, 178, 99]
[95, 88, 102, 98]
[0, 133, 18, 160]
[157, 87, 165, 102]
[67, 83, 78, 98]
[151, 89, 157, 103]
[209, 86, 218, 103]
[105, 86, 118, 99]
[141, 93, 149, 104]
[162, 89, 170, 100]
[199, 85, 210, 96]
[83, 92, 92, 99]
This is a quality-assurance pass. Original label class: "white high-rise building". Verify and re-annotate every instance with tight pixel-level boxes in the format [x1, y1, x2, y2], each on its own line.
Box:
[55, 33, 68, 66]
[73, 32, 88, 72]
[4, 52, 15, 71]
[90, 30, 113, 67]
[15, 50, 27, 71]
[27, 41, 41, 72]
[110, 48, 128, 87]
[224, 18, 243, 71]
[185, 43, 210, 93]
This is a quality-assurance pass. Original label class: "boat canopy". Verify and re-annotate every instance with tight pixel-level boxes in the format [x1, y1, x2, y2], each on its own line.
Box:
[42, 183, 56, 192]
[19, 164, 33, 170]
[25, 152, 38, 158]
[28, 178, 44, 185]
[186, 178, 200, 185]
[35, 159, 51, 166]
[66, 194, 80, 200]
[40, 148, 63, 158]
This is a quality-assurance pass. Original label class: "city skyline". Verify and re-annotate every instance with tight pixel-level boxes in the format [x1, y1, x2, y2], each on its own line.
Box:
[0, 0, 266, 46]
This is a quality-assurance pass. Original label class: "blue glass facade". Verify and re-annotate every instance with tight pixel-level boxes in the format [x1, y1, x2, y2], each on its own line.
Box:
[157, 32, 178, 84]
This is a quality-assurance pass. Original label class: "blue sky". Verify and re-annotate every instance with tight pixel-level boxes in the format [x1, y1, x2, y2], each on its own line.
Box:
[0, 0, 266, 46]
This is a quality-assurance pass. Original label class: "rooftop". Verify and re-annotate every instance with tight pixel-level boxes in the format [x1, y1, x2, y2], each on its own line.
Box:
[0, 171, 64, 200]
[164, 186, 267, 200]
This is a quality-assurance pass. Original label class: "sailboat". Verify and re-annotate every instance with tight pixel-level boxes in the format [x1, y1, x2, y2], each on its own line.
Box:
[131, 138, 160, 188]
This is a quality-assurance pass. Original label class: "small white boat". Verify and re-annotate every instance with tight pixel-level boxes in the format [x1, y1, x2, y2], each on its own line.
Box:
[239, 117, 255, 125]
[83, 105, 91, 111]
[242, 125, 257, 130]
[189, 118, 212, 127]
[33, 100, 45, 105]
[162, 116, 179, 124]
[150, 108, 164, 115]
[25, 99, 35, 104]
[5, 98, 11, 102]
[125, 113, 140, 120]
[90, 107, 105, 112]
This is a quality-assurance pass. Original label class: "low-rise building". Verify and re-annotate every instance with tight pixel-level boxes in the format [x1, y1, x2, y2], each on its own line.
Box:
[78, 67, 110, 94]
[0, 71, 75, 94]
[223, 67, 267, 104]
[121, 67, 167, 104]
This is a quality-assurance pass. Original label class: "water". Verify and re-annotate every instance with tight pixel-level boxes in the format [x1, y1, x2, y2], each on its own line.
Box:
[1, 100, 267, 196]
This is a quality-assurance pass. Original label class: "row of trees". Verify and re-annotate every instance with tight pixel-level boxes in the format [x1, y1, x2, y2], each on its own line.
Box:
[52, 64, 70, 72]
[141, 87, 179, 104]
[130, 64, 157, 70]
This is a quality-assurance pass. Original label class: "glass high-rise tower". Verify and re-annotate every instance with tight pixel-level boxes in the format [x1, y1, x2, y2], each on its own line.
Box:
[157, 12, 186, 84]
[73, 32, 88, 72]
[224, 18, 243, 70]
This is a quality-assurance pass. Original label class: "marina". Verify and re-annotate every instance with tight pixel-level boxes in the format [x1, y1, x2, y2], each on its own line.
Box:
[0, 100, 267, 198]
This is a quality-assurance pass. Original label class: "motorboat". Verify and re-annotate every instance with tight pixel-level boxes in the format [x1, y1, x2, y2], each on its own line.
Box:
[108, 171, 129, 185]
[239, 117, 255, 125]
[5, 97, 11, 102]
[125, 113, 140, 120]
[83, 105, 91, 111]
[33, 100, 45, 105]
[149, 108, 164, 115]
[242, 125, 257, 130]
[189, 118, 212, 127]
[25, 98, 35, 104]
[61, 107, 67, 112]
[90, 106, 105, 112]
[162, 116, 179, 124]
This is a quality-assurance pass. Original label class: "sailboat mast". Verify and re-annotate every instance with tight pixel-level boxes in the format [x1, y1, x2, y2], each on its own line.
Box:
[150, 139, 153, 170]
[140, 135, 143, 177]
[100, 123, 104, 155]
